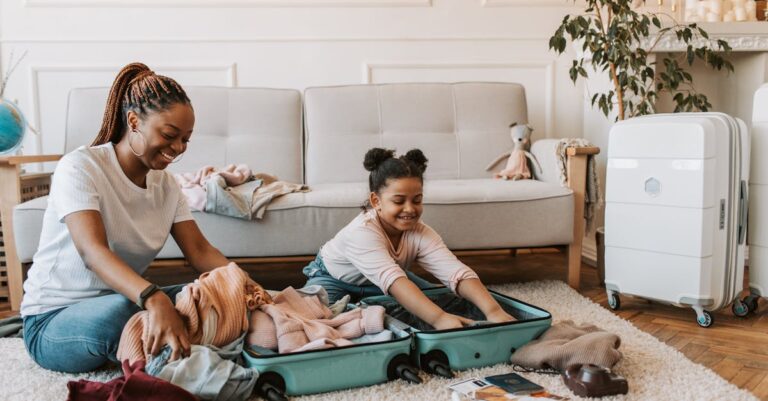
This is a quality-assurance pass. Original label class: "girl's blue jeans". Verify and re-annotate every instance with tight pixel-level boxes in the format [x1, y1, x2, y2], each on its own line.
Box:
[22, 284, 184, 373]
[302, 254, 436, 303]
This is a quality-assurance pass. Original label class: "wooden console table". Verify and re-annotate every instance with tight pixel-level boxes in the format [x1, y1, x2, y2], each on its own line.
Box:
[0, 155, 62, 310]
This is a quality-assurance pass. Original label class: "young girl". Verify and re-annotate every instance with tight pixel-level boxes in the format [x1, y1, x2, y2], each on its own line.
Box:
[303, 148, 514, 330]
[21, 63, 230, 373]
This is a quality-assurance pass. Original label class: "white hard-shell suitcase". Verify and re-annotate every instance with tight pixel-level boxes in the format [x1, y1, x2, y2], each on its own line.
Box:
[604, 112, 750, 327]
[744, 84, 768, 313]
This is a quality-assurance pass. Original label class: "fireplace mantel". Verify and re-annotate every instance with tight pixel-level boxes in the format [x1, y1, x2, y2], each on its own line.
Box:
[642, 22, 768, 52]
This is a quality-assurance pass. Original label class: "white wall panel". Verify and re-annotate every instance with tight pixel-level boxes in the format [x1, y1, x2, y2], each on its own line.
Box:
[0, 0, 584, 162]
[0, 0, 566, 41]
[24, 0, 432, 6]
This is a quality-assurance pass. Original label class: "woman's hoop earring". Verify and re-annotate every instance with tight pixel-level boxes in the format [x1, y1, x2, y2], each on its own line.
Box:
[128, 129, 146, 157]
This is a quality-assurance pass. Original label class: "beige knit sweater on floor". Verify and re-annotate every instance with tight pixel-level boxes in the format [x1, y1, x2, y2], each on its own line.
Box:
[509, 320, 622, 371]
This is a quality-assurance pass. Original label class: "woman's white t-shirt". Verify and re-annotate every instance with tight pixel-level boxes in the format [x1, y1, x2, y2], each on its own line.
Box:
[20, 143, 193, 316]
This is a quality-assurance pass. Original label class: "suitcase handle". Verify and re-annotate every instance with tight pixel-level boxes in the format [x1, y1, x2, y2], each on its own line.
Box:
[738, 180, 748, 245]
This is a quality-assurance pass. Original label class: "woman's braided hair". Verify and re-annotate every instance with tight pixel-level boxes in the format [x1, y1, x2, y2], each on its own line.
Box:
[91, 62, 190, 146]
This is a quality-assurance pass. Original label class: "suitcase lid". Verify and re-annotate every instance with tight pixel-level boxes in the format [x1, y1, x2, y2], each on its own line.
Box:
[609, 116, 716, 159]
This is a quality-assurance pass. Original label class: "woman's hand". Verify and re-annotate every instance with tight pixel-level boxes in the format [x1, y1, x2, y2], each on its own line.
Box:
[144, 292, 191, 361]
[389, 278, 475, 330]
[485, 307, 516, 323]
[430, 312, 475, 330]
[456, 278, 516, 324]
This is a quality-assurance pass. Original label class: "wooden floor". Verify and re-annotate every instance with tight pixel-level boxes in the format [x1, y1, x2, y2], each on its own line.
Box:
[2, 249, 767, 399]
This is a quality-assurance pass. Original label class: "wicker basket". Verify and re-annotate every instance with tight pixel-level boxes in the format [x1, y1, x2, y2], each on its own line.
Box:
[0, 173, 51, 303]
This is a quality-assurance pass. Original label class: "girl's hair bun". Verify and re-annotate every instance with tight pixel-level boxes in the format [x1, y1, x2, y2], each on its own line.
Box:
[403, 149, 428, 173]
[363, 148, 395, 172]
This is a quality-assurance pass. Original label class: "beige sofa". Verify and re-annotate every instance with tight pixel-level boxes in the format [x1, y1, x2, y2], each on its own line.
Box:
[2, 82, 597, 310]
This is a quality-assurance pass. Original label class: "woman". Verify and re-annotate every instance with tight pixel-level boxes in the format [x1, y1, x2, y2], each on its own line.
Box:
[21, 63, 230, 373]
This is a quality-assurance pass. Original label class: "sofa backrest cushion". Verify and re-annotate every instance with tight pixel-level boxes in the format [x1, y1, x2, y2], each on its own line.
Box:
[303, 82, 528, 185]
[65, 86, 304, 183]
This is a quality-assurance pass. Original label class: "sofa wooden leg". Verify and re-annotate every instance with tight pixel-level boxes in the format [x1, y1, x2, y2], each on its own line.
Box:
[567, 242, 582, 290]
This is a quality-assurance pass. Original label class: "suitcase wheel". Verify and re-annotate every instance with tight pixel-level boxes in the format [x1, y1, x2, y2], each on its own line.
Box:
[387, 354, 422, 384]
[607, 293, 620, 311]
[420, 350, 454, 378]
[743, 295, 759, 314]
[255, 372, 288, 401]
[732, 299, 750, 318]
[695, 310, 714, 328]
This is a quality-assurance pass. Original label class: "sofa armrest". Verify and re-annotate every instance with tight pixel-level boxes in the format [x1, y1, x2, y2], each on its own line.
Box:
[0, 154, 61, 310]
[530, 139, 600, 185]
[530, 139, 562, 185]
[565, 145, 599, 289]
[530, 140, 600, 289]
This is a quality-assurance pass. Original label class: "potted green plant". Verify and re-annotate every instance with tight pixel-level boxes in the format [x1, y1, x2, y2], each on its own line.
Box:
[550, 0, 733, 121]
[548, 0, 734, 284]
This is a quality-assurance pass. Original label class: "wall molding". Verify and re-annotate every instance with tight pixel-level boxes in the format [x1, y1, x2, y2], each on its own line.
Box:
[481, 0, 577, 7]
[24, 0, 431, 7]
[362, 61, 556, 137]
[643, 32, 768, 52]
[27, 63, 237, 154]
[0, 36, 551, 44]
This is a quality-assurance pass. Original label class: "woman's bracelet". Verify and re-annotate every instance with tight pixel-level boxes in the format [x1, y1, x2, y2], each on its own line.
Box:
[136, 283, 161, 310]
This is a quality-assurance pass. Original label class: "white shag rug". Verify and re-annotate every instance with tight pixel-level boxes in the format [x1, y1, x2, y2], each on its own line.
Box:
[0, 280, 758, 401]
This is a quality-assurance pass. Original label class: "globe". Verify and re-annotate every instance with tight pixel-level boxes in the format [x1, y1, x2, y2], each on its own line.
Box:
[0, 98, 27, 155]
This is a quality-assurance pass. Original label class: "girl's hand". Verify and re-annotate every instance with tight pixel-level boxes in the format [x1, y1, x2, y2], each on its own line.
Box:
[485, 307, 516, 323]
[431, 312, 475, 330]
[144, 292, 191, 361]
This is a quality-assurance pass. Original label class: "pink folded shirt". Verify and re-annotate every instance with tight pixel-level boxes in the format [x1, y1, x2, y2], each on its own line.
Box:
[247, 286, 385, 353]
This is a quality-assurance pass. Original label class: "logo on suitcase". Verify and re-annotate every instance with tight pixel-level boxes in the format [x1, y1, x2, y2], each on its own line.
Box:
[644, 177, 661, 197]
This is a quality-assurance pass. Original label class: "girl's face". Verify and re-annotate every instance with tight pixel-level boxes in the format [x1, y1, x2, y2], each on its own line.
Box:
[370, 177, 424, 234]
[127, 103, 194, 170]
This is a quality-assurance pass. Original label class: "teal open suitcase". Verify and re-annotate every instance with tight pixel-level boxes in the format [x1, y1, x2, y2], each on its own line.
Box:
[242, 310, 419, 401]
[242, 287, 551, 400]
[361, 287, 552, 377]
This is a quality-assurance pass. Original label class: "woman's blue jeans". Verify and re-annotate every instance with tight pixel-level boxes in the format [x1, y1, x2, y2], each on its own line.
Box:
[22, 284, 184, 373]
[302, 254, 436, 303]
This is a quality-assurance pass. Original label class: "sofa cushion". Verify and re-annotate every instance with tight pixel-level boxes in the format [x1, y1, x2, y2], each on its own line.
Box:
[13, 196, 48, 264]
[304, 83, 529, 185]
[12, 195, 357, 261]
[66, 87, 304, 183]
[14, 179, 572, 261]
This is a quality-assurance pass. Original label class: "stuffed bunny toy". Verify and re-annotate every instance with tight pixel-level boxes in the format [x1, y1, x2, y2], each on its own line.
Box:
[485, 122, 541, 180]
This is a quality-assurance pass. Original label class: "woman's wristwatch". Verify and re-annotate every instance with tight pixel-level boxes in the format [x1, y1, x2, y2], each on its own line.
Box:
[137, 283, 160, 310]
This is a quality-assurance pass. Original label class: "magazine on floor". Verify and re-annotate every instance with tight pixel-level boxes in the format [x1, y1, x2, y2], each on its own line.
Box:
[448, 374, 569, 401]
